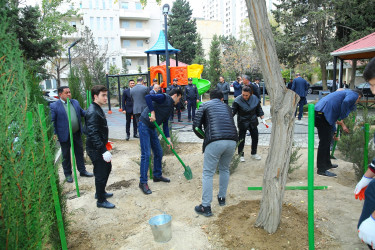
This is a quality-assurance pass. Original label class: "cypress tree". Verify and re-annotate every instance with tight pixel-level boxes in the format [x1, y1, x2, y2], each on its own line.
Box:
[168, 0, 197, 64]
[208, 35, 221, 89]
[0, 3, 66, 248]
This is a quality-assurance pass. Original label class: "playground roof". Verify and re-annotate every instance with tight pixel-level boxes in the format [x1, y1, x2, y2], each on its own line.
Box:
[331, 32, 375, 60]
[144, 30, 180, 55]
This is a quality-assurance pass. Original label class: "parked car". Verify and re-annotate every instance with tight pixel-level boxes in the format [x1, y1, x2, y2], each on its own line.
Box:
[356, 82, 374, 97]
[43, 89, 58, 105]
[307, 80, 333, 94]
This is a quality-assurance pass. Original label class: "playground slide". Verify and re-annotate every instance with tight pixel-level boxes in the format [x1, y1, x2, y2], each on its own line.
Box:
[193, 78, 211, 96]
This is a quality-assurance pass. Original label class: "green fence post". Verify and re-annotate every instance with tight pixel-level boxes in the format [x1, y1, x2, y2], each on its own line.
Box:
[364, 123, 370, 172]
[86, 90, 89, 109]
[247, 186, 328, 190]
[308, 104, 315, 250]
[89, 91, 92, 105]
[38, 104, 68, 250]
[67, 98, 80, 197]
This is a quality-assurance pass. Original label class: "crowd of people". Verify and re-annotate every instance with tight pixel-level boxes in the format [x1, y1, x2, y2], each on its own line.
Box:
[50, 58, 375, 248]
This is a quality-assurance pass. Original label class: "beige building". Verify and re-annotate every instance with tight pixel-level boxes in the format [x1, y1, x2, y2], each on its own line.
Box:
[196, 19, 223, 60]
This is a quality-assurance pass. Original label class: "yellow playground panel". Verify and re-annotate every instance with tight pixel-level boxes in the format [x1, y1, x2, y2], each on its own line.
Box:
[187, 64, 204, 79]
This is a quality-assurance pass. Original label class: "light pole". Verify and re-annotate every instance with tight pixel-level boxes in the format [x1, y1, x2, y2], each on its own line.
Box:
[162, 4, 170, 89]
[68, 38, 82, 74]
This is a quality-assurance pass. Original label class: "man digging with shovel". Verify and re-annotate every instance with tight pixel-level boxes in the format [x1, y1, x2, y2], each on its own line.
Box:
[138, 88, 183, 195]
[193, 89, 238, 216]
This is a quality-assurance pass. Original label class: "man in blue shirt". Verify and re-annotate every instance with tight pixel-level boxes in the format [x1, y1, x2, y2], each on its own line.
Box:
[138, 88, 183, 194]
[315, 89, 362, 177]
[233, 76, 242, 98]
[291, 73, 309, 120]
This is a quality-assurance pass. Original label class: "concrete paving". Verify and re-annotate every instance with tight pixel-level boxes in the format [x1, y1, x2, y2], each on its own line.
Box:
[104, 105, 319, 148]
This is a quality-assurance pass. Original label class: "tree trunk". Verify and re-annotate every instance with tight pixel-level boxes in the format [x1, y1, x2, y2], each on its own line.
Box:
[245, 0, 299, 234]
[320, 61, 328, 90]
[350, 60, 357, 89]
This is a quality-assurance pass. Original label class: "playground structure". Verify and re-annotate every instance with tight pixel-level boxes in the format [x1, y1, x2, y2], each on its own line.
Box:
[104, 30, 211, 114]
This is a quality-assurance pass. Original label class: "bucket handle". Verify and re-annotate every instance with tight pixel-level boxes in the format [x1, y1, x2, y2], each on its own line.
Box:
[151, 208, 166, 216]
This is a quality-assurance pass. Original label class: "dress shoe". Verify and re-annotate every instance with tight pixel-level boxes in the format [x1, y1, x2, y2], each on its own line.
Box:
[126, 135, 130, 141]
[317, 170, 337, 177]
[329, 164, 338, 169]
[188, 119, 191, 122]
[139, 182, 152, 194]
[95, 192, 113, 199]
[66, 175, 73, 183]
[134, 134, 139, 138]
[153, 176, 170, 183]
[80, 171, 94, 177]
[178, 119, 183, 122]
[97, 200, 115, 209]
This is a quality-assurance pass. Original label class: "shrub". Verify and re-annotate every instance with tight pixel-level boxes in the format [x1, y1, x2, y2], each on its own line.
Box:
[288, 143, 302, 174]
[158, 121, 179, 155]
[337, 110, 375, 180]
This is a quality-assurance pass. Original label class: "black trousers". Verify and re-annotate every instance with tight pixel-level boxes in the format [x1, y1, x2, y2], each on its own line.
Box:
[170, 102, 181, 120]
[315, 112, 333, 172]
[134, 113, 141, 126]
[187, 99, 196, 120]
[238, 124, 259, 156]
[92, 157, 112, 203]
[224, 100, 228, 104]
[125, 112, 137, 136]
[60, 132, 86, 176]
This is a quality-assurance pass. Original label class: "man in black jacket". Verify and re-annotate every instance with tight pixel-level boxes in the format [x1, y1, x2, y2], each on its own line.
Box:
[169, 78, 183, 122]
[184, 77, 199, 122]
[193, 90, 238, 217]
[232, 86, 265, 162]
[85, 85, 115, 209]
[216, 76, 230, 104]
[122, 80, 137, 141]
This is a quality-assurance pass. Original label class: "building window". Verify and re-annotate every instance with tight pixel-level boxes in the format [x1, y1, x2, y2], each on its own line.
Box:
[98, 37, 102, 46]
[96, 0, 99, 9]
[112, 57, 116, 65]
[111, 38, 115, 48]
[121, 21, 129, 28]
[90, 17, 94, 29]
[136, 21, 142, 28]
[121, 2, 128, 9]
[108, 0, 112, 8]
[125, 59, 132, 66]
[97, 17, 100, 30]
[71, 21, 77, 30]
[102, 0, 106, 9]
[109, 17, 113, 30]
[103, 17, 107, 30]
[136, 40, 143, 47]
[123, 40, 130, 47]
[135, 2, 142, 9]
[89, 0, 93, 9]
[138, 59, 144, 65]
[106, 59, 109, 70]
[104, 37, 108, 47]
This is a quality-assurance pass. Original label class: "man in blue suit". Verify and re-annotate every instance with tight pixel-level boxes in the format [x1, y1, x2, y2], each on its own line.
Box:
[314, 89, 362, 177]
[50, 86, 93, 183]
[291, 73, 309, 120]
[122, 80, 137, 141]
[233, 76, 242, 98]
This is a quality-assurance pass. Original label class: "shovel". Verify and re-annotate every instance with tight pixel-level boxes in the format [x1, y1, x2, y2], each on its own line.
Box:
[195, 127, 205, 137]
[148, 113, 193, 180]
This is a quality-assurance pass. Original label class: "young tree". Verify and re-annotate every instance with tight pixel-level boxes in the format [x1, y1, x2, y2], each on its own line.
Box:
[167, 0, 197, 64]
[207, 34, 221, 89]
[192, 34, 208, 79]
[245, 0, 299, 234]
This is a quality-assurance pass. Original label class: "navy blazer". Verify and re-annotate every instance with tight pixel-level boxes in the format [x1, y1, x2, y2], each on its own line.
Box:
[122, 88, 133, 113]
[50, 99, 86, 143]
[292, 77, 309, 97]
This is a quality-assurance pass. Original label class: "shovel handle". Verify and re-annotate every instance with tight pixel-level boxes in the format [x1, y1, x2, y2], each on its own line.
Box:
[195, 127, 205, 138]
[148, 113, 188, 169]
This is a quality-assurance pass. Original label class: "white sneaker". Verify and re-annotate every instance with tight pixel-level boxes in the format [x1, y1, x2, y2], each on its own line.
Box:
[240, 156, 245, 162]
[251, 154, 261, 160]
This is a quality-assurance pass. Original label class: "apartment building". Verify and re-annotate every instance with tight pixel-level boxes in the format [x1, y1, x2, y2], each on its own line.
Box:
[40, 0, 162, 87]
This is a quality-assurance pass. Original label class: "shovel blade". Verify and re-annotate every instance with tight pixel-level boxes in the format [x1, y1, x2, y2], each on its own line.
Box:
[183, 166, 193, 180]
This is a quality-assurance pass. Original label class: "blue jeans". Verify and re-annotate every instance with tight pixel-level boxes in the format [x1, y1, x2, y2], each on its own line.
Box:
[138, 121, 163, 184]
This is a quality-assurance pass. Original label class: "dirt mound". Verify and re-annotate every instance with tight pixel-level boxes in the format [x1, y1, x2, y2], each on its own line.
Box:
[213, 200, 339, 249]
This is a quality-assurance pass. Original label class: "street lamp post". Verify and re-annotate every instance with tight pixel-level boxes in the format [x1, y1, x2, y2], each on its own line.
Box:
[162, 4, 170, 89]
[68, 38, 82, 74]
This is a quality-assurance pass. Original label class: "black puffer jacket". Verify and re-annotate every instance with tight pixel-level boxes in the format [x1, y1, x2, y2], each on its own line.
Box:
[193, 99, 238, 152]
[232, 95, 264, 130]
[85, 102, 108, 161]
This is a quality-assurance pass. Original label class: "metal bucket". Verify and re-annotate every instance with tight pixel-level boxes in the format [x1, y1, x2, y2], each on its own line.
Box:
[148, 213, 172, 243]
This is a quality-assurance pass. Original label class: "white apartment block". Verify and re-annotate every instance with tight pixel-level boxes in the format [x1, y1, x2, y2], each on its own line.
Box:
[201, 0, 276, 40]
[39, 0, 163, 88]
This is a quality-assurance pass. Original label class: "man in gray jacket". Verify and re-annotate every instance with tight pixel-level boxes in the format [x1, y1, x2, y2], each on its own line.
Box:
[130, 77, 148, 137]
[193, 89, 238, 217]
[216, 76, 230, 104]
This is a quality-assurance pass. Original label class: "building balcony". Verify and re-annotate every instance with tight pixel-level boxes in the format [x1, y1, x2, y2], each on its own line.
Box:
[120, 29, 151, 39]
[121, 48, 147, 57]
[119, 9, 150, 20]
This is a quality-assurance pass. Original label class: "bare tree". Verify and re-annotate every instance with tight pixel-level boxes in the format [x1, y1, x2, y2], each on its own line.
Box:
[245, 0, 299, 233]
